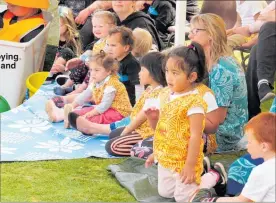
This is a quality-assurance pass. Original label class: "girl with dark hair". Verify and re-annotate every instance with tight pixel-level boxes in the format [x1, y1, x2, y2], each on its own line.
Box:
[144, 42, 219, 202]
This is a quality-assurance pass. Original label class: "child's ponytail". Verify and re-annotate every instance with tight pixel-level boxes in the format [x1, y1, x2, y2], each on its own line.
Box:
[189, 42, 207, 83]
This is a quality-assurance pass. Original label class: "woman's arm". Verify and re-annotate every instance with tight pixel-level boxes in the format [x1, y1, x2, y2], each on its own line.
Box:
[204, 109, 220, 134]
[216, 107, 228, 124]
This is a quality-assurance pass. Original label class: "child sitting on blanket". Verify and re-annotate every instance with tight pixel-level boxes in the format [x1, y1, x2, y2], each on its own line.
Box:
[46, 51, 132, 128]
[66, 52, 166, 157]
[143, 42, 211, 202]
[190, 112, 275, 202]
[53, 10, 117, 95]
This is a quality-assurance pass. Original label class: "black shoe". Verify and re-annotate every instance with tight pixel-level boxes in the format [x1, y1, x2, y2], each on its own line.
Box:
[68, 112, 80, 129]
[44, 73, 62, 85]
[258, 83, 275, 103]
[203, 156, 211, 175]
[56, 75, 69, 86]
[213, 162, 227, 196]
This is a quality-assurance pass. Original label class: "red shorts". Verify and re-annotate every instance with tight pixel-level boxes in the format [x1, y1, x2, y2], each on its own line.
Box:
[73, 106, 124, 124]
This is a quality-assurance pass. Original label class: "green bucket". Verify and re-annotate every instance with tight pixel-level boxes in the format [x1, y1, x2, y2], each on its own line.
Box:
[0, 95, 11, 113]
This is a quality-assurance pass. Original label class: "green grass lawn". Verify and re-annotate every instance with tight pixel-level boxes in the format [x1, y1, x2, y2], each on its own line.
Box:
[1, 158, 135, 202]
[1, 154, 247, 202]
[1, 101, 273, 202]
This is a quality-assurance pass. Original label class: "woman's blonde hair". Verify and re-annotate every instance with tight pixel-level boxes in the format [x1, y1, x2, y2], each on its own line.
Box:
[59, 6, 82, 56]
[132, 28, 152, 57]
[191, 13, 232, 66]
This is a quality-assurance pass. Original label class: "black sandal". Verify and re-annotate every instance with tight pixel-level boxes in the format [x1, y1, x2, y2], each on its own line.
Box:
[68, 112, 80, 129]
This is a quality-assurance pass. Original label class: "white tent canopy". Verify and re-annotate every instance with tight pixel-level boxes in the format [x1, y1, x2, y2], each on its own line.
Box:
[174, 0, 187, 46]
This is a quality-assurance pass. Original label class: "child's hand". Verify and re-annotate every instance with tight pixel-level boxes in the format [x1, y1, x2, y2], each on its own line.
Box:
[145, 153, 155, 168]
[180, 164, 196, 184]
[50, 64, 65, 73]
[144, 107, 159, 121]
[66, 58, 83, 71]
[83, 111, 94, 118]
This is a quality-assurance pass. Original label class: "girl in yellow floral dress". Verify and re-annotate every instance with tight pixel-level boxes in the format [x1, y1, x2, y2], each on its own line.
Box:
[144, 42, 209, 202]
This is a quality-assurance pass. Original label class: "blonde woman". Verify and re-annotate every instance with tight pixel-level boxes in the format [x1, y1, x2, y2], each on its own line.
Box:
[46, 6, 83, 83]
[188, 13, 248, 153]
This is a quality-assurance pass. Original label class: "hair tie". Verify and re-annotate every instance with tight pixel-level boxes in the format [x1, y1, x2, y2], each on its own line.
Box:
[188, 44, 196, 51]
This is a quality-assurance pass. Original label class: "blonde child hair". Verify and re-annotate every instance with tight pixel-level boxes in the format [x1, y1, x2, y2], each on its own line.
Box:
[191, 13, 232, 68]
[132, 27, 153, 58]
[91, 9, 117, 25]
[59, 6, 82, 56]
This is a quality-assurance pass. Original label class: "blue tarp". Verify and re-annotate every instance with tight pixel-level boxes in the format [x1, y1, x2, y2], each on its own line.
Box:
[0, 83, 115, 162]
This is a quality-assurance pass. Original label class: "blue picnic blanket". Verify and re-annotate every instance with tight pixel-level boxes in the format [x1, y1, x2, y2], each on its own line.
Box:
[0, 83, 115, 162]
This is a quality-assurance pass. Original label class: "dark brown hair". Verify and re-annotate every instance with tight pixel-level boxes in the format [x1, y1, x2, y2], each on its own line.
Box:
[90, 51, 119, 74]
[108, 26, 135, 51]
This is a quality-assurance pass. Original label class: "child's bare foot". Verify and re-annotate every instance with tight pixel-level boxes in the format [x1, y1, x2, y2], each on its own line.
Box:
[45, 100, 64, 122]
[64, 104, 73, 129]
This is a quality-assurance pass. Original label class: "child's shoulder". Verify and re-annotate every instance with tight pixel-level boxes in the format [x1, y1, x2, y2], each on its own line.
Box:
[159, 86, 170, 96]
[196, 84, 214, 96]
[120, 54, 140, 72]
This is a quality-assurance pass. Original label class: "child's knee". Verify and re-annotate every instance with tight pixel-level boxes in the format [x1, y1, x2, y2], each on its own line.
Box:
[158, 186, 174, 199]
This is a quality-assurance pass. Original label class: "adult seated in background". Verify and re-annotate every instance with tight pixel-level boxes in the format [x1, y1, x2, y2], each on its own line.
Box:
[135, 0, 176, 44]
[226, 0, 267, 49]
[230, 1, 275, 48]
[0, 0, 49, 42]
[246, 22, 276, 119]
[189, 13, 248, 153]
[135, 0, 199, 43]
[112, 0, 163, 51]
